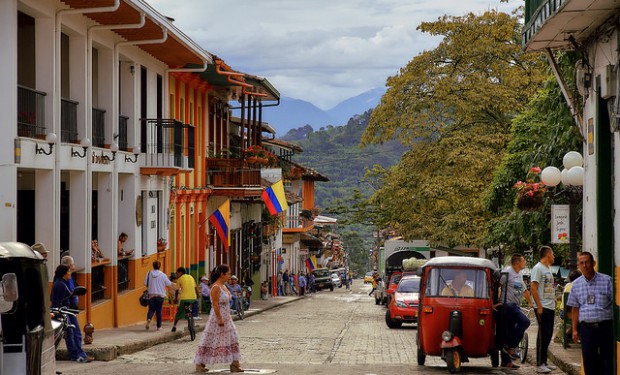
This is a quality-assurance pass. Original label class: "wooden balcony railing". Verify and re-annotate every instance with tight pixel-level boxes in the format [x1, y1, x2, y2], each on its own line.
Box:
[17, 85, 46, 138]
[207, 158, 261, 187]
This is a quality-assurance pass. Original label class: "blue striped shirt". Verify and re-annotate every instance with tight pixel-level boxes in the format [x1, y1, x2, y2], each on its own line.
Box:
[566, 272, 613, 323]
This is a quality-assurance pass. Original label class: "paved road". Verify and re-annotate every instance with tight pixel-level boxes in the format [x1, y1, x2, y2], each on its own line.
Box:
[56, 281, 562, 375]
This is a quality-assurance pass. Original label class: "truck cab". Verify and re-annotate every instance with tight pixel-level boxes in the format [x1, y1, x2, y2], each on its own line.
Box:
[312, 268, 334, 291]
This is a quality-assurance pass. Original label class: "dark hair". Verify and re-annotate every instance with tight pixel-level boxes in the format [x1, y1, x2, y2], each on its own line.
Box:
[539, 246, 552, 259]
[210, 264, 230, 284]
[153, 260, 161, 270]
[568, 270, 582, 282]
[176, 267, 186, 275]
[119, 232, 128, 239]
[510, 254, 524, 265]
[578, 251, 595, 263]
[54, 264, 70, 280]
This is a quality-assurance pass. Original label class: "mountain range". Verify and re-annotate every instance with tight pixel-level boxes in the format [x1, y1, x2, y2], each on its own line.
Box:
[259, 87, 386, 136]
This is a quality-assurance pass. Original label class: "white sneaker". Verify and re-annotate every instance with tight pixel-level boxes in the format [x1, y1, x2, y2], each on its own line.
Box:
[194, 316, 202, 320]
[536, 364, 552, 373]
[545, 363, 557, 371]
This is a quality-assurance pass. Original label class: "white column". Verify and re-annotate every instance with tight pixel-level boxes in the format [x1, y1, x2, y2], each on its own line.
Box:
[0, 0, 18, 241]
[97, 173, 115, 260]
[69, 171, 89, 269]
[35, 169, 55, 269]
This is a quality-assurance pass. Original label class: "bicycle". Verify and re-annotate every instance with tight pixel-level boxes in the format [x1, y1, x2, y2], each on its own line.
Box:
[232, 293, 245, 320]
[515, 307, 533, 363]
[183, 301, 196, 341]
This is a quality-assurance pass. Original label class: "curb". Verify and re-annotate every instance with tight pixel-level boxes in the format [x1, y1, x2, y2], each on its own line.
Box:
[57, 297, 302, 361]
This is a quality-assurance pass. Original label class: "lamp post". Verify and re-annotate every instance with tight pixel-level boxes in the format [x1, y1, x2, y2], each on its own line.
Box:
[541, 151, 584, 271]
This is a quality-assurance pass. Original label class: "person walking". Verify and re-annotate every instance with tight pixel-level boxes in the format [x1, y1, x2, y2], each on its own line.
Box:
[567, 252, 613, 375]
[144, 260, 174, 331]
[530, 246, 557, 374]
[368, 272, 378, 296]
[282, 270, 290, 295]
[51, 265, 91, 363]
[194, 264, 244, 373]
[299, 272, 307, 296]
[498, 254, 532, 369]
[171, 267, 197, 332]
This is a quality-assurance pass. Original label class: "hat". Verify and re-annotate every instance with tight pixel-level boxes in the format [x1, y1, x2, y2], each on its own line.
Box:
[31, 242, 48, 255]
[200, 276, 208, 281]
[231, 275, 238, 280]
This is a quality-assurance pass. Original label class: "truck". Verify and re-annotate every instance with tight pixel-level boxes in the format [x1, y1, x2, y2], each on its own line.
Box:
[377, 240, 429, 305]
[312, 268, 334, 292]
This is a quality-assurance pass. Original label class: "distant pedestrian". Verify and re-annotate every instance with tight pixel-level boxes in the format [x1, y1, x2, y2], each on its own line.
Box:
[144, 260, 175, 331]
[199, 276, 212, 314]
[498, 254, 532, 369]
[368, 273, 378, 296]
[567, 252, 613, 375]
[530, 246, 557, 374]
[277, 271, 284, 296]
[194, 264, 244, 373]
[299, 273, 307, 296]
[283, 269, 290, 295]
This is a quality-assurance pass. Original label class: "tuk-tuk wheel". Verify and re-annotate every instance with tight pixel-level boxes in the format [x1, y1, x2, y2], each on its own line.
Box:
[446, 348, 461, 373]
[417, 349, 426, 366]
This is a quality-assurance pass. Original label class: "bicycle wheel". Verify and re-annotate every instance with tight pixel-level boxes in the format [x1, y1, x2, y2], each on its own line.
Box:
[236, 299, 245, 320]
[518, 332, 528, 363]
[188, 315, 196, 341]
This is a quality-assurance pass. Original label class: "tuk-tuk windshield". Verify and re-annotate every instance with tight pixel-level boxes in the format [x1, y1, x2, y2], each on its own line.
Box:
[424, 268, 489, 298]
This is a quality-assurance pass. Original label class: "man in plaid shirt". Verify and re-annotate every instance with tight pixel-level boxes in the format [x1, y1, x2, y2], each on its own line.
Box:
[566, 251, 613, 375]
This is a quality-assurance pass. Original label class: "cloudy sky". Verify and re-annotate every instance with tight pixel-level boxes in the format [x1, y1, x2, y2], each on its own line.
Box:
[150, 0, 520, 110]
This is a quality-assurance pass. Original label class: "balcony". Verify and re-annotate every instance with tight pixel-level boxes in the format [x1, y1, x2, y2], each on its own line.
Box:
[92, 108, 106, 147]
[523, 0, 620, 51]
[207, 158, 261, 188]
[61, 98, 79, 143]
[17, 85, 46, 138]
[283, 215, 315, 232]
[140, 119, 191, 176]
[118, 115, 128, 151]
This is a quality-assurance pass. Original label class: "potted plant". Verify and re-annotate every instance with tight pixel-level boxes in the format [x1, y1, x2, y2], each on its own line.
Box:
[157, 238, 167, 252]
[514, 166, 547, 211]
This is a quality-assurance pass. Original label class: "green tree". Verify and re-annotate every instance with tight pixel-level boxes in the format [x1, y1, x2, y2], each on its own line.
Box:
[361, 10, 547, 247]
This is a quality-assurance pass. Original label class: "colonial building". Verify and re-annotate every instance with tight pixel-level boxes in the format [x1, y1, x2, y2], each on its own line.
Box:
[523, 0, 620, 368]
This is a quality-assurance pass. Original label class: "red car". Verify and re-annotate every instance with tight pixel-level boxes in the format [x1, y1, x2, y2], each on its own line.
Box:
[385, 276, 421, 328]
[385, 271, 403, 305]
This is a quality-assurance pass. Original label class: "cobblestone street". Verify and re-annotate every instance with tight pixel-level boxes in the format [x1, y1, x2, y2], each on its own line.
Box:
[56, 281, 563, 375]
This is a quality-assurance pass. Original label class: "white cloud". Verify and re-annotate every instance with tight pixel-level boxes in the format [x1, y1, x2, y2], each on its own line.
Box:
[150, 0, 520, 109]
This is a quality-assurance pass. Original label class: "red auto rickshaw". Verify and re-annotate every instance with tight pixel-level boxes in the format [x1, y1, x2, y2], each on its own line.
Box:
[415, 257, 500, 373]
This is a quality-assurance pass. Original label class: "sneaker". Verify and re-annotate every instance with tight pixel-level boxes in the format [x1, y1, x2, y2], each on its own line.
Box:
[501, 362, 520, 370]
[545, 363, 557, 371]
[145, 319, 151, 330]
[194, 316, 202, 320]
[536, 364, 552, 373]
[502, 347, 519, 360]
[75, 357, 91, 363]
[171, 326, 176, 332]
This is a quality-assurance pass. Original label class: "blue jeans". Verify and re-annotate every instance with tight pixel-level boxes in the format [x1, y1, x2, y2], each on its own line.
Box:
[500, 303, 530, 364]
[191, 300, 199, 317]
[65, 314, 87, 360]
[580, 320, 613, 375]
[147, 296, 165, 328]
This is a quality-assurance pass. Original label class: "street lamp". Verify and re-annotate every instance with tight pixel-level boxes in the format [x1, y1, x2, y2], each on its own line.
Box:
[541, 151, 584, 271]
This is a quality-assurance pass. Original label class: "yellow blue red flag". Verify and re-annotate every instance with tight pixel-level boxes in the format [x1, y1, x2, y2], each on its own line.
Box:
[209, 199, 230, 249]
[262, 180, 288, 215]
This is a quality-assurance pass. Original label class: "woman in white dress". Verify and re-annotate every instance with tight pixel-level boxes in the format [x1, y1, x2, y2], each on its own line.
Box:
[194, 264, 244, 373]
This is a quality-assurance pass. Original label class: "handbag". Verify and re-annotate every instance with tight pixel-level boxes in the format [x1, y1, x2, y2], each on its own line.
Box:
[139, 271, 151, 307]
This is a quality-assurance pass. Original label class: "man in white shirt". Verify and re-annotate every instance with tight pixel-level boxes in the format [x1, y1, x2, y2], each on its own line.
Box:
[530, 246, 557, 374]
[144, 260, 175, 331]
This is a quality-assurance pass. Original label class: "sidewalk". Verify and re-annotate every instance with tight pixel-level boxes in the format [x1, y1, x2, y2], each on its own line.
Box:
[56, 295, 302, 361]
[523, 321, 582, 375]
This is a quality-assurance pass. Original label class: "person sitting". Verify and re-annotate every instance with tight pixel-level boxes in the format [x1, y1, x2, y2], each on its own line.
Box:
[226, 275, 242, 310]
[91, 240, 104, 261]
[117, 232, 134, 256]
[441, 271, 474, 297]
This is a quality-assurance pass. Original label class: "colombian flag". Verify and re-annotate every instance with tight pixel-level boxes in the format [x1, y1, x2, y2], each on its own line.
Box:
[209, 200, 230, 249]
[305, 257, 315, 272]
[262, 180, 288, 215]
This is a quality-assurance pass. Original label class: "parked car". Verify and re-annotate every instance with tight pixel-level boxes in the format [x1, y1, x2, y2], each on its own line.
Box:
[330, 273, 342, 288]
[374, 276, 387, 305]
[313, 268, 334, 291]
[385, 275, 421, 328]
[385, 271, 403, 305]
[363, 271, 374, 284]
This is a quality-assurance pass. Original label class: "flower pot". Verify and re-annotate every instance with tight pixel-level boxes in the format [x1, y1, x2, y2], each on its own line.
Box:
[517, 195, 544, 211]
[157, 245, 166, 252]
[246, 156, 258, 164]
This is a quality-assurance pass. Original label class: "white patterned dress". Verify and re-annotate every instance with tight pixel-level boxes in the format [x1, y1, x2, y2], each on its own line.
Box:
[194, 285, 241, 366]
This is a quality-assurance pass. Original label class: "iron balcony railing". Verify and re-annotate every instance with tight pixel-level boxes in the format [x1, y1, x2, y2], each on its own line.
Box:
[524, 0, 567, 28]
[117, 257, 129, 293]
[140, 118, 189, 169]
[118, 115, 129, 151]
[17, 85, 46, 138]
[92, 108, 106, 147]
[61, 98, 79, 143]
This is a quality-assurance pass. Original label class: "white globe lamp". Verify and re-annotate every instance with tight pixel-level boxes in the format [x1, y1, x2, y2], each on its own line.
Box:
[563, 151, 583, 170]
[565, 166, 584, 186]
[541, 166, 561, 187]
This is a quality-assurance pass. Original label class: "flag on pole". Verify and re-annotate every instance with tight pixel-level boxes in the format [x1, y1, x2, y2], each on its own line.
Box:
[262, 180, 288, 215]
[305, 257, 315, 272]
[209, 199, 230, 250]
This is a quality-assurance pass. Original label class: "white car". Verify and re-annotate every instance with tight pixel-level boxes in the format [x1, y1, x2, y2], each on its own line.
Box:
[330, 273, 342, 288]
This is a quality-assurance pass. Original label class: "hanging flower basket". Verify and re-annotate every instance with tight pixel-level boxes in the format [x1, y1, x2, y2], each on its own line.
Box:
[246, 156, 259, 164]
[516, 194, 544, 211]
